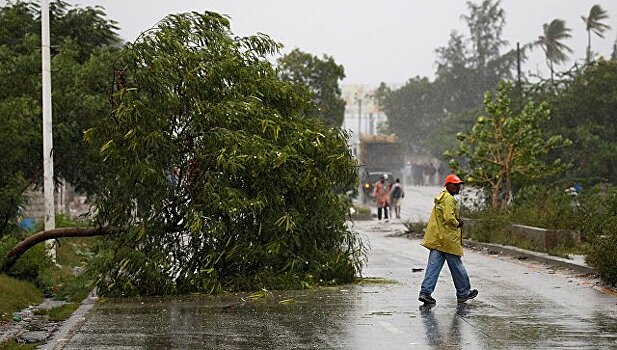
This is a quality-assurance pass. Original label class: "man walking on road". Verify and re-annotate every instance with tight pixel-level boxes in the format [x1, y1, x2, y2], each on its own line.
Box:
[418, 174, 478, 304]
[390, 178, 404, 219]
[373, 175, 391, 222]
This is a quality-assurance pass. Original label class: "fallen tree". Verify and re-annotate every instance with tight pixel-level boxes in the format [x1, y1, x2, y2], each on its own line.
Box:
[85, 11, 363, 296]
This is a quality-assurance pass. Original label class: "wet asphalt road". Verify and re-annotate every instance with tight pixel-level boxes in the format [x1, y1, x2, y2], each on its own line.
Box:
[49, 186, 617, 349]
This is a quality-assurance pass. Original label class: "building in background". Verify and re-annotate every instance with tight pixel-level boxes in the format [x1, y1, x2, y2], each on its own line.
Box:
[341, 84, 388, 157]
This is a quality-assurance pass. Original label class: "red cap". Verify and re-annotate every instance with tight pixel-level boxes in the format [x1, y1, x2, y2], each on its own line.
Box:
[444, 174, 464, 186]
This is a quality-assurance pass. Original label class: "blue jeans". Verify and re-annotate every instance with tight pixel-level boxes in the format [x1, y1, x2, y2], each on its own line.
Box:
[420, 249, 471, 299]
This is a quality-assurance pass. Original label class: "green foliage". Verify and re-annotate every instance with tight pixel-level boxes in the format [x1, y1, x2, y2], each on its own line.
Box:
[0, 274, 42, 322]
[0, 0, 121, 237]
[402, 221, 427, 236]
[0, 235, 53, 290]
[88, 12, 362, 296]
[447, 82, 571, 211]
[277, 48, 346, 127]
[375, 78, 441, 154]
[437, 0, 517, 111]
[535, 19, 573, 79]
[507, 185, 583, 231]
[547, 60, 617, 184]
[34, 302, 79, 321]
[461, 182, 617, 285]
[351, 205, 372, 220]
[0, 340, 38, 349]
[582, 5, 611, 64]
[0, 212, 97, 300]
[459, 211, 510, 243]
[580, 185, 617, 284]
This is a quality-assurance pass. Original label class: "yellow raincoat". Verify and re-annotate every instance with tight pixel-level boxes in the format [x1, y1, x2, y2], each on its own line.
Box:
[421, 189, 463, 256]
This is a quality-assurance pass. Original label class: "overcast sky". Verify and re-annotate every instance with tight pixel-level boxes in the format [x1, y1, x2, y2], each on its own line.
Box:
[8, 1, 617, 85]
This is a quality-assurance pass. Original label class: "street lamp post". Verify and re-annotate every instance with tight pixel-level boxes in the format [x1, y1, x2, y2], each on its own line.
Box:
[41, 0, 56, 261]
[357, 95, 362, 140]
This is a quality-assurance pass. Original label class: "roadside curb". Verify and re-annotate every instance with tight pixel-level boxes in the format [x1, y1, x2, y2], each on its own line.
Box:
[376, 220, 596, 276]
[463, 239, 595, 275]
[39, 289, 97, 350]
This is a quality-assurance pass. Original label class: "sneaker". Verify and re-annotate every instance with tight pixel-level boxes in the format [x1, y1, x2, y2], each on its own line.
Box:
[457, 289, 478, 303]
[418, 294, 436, 304]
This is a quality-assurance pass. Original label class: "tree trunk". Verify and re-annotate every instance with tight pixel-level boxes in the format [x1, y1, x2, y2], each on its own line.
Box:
[491, 177, 502, 210]
[2, 226, 110, 272]
[500, 175, 512, 212]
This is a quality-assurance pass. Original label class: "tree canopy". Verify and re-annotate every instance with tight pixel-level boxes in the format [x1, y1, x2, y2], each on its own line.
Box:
[536, 19, 573, 80]
[582, 4, 611, 64]
[447, 82, 571, 211]
[88, 12, 362, 296]
[0, 0, 120, 236]
[277, 48, 346, 127]
[377, 0, 520, 156]
[546, 59, 617, 184]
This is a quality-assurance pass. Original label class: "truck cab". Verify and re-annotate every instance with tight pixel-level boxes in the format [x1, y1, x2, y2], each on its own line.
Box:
[360, 171, 393, 204]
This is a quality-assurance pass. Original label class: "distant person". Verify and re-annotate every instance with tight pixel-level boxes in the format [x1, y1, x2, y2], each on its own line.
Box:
[413, 163, 423, 186]
[423, 162, 431, 186]
[390, 178, 405, 219]
[428, 163, 437, 185]
[418, 174, 478, 305]
[437, 162, 447, 186]
[373, 175, 391, 222]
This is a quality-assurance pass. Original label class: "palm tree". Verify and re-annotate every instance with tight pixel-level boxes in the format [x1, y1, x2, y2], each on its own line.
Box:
[582, 4, 611, 64]
[537, 19, 573, 81]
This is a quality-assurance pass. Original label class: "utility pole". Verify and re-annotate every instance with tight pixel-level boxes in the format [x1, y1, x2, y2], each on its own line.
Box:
[353, 90, 364, 156]
[41, 0, 56, 261]
[516, 42, 523, 112]
[357, 95, 362, 139]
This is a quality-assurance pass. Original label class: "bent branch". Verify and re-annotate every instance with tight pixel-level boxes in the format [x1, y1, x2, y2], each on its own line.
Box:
[2, 226, 111, 272]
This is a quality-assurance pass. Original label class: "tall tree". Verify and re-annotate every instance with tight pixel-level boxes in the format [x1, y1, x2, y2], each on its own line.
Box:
[0, 0, 120, 236]
[436, 0, 520, 111]
[447, 82, 570, 211]
[547, 59, 617, 184]
[582, 4, 611, 64]
[375, 78, 441, 154]
[378, 0, 521, 157]
[536, 19, 573, 81]
[88, 12, 362, 296]
[277, 49, 346, 127]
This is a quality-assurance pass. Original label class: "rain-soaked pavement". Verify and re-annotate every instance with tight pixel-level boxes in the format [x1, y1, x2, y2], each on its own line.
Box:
[46, 186, 617, 349]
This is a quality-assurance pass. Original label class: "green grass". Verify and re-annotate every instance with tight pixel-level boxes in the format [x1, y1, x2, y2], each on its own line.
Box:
[462, 217, 583, 257]
[0, 340, 38, 350]
[351, 205, 372, 220]
[0, 214, 97, 324]
[402, 221, 426, 234]
[0, 274, 42, 322]
[33, 303, 79, 322]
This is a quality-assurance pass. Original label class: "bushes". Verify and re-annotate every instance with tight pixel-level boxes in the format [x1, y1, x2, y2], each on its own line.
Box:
[0, 213, 97, 299]
[463, 183, 617, 285]
[89, 12, 362, 296]
[507, 185, 583, 231]
[0, 235, 53, 290]
[581, 185, 617, 285]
